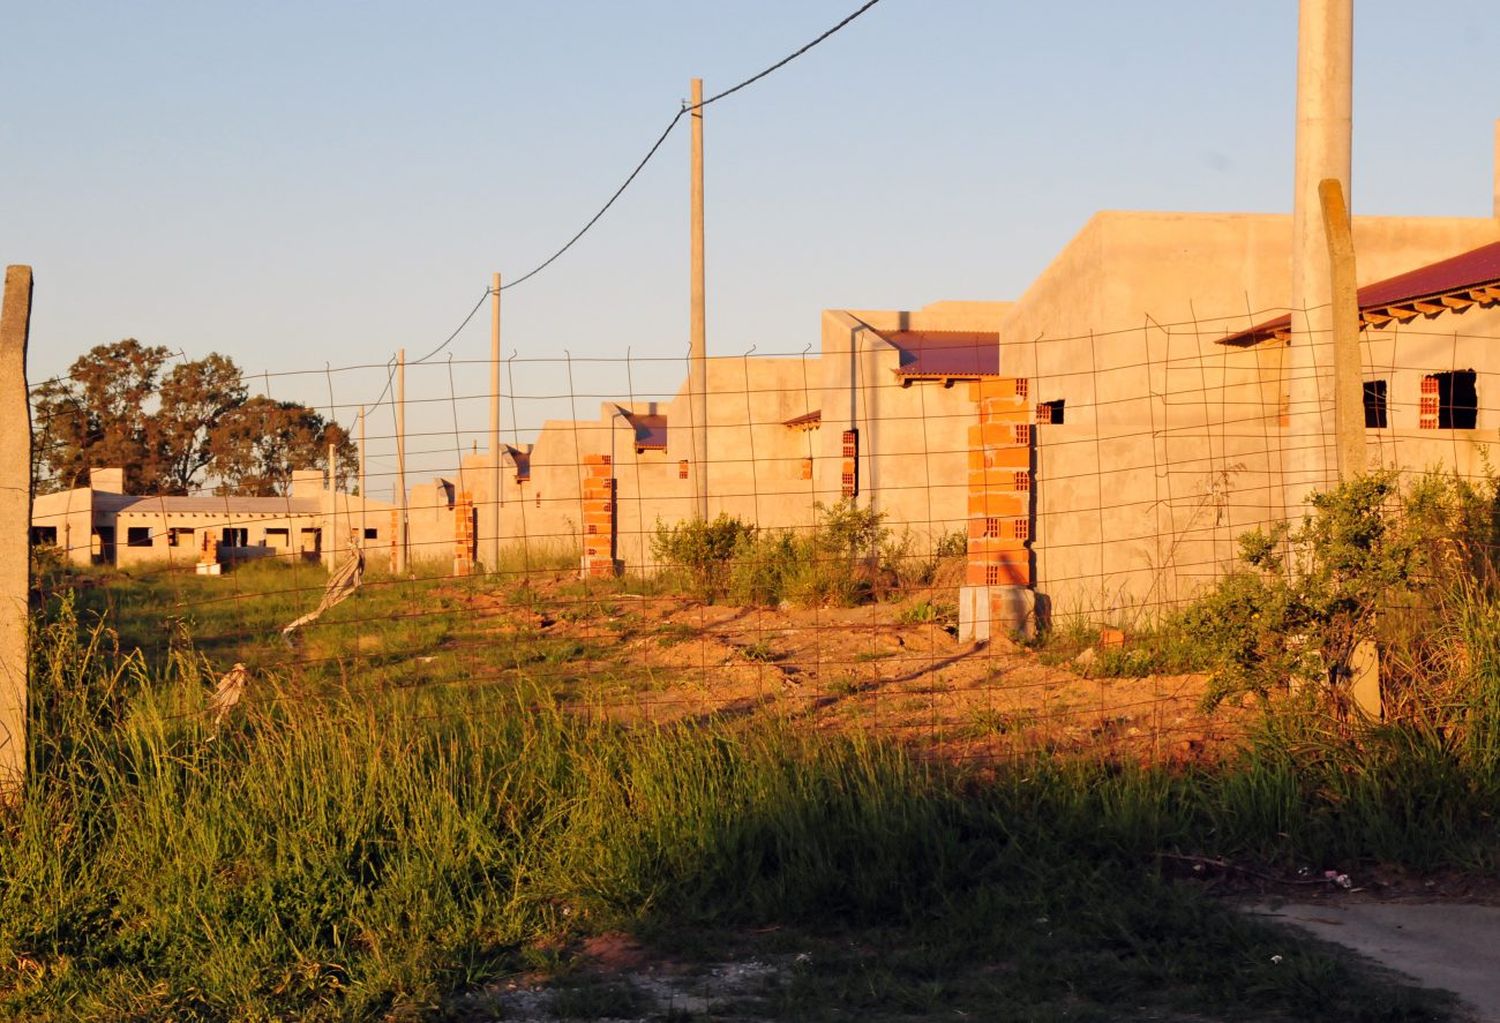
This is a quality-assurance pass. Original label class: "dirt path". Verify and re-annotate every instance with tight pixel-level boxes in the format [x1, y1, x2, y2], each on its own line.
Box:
[1248, 900, 1500, 1022]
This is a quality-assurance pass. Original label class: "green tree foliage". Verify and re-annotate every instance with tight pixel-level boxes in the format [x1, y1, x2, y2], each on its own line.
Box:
[31, 340, 356, 496]
[31, 339, 171, 493]
[208, 396, 357, 497]
[1181, 471, 1485, 711]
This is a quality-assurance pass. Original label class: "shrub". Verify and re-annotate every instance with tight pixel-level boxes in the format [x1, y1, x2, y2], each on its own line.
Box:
[727, 529, 797, 606]
[650, 514, 757, 600]
[1181, 470, 1500, 716]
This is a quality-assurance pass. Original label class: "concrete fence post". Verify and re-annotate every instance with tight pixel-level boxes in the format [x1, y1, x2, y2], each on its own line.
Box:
[0, 265, 33, 800]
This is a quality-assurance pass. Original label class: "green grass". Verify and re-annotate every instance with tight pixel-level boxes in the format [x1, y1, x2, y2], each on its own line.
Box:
[3, 569, 1493, 1020]
[1033, 616, 1211, 678]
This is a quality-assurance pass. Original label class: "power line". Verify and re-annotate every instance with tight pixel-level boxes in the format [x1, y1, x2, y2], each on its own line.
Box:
[411, 286, 493, 365]
[366, 0, 886, 405]
[497, 0, 886, 294]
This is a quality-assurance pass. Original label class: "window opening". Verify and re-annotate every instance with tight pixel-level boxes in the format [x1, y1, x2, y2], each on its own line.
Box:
[1037, 400, 1066, 425]
[126, 527, 153, 547]
[1363, 381, 1388, 429]
[1420, 371, 1478, 430]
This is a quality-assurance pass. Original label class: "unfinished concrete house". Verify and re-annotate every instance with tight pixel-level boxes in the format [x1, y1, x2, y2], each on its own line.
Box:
[404, 301, 1007, 577]
[32, 467, 393, 572]
[386, 3, 1500, 638]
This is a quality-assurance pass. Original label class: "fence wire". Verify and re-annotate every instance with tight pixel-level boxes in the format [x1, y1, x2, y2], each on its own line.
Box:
[26, 293, 1500, 763]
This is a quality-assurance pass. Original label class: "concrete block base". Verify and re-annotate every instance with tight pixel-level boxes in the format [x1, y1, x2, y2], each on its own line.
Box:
[958, 585, 1036, 642]
[195, 562, 222, 576]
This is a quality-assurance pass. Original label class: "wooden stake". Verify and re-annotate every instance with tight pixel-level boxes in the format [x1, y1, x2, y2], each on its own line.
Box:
[0, 265, 32, 800]
[1319, 178, 1365, 479]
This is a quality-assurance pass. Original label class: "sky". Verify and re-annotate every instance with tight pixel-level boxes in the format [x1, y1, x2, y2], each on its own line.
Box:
[3, 1, 1498, 486]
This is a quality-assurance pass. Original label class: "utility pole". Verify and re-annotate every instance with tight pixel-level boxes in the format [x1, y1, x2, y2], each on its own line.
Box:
[324, 441, 338, 570]
[489, 272, 502, 571]
[1284, 0, 1352, 515]
[689, 76, 709, 520]
[395, 348, 408, 575]
[357, 405, 366, 548]
[0, 265, 32, 801]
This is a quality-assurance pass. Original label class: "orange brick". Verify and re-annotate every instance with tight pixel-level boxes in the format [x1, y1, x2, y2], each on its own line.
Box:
[975, 446, 1030, 469]
[969, 422, 1024, 448]
[964, 557, 1031, 587]
[967, 492, 1028, 517]
[977, 404, 1027, 425]
[967, 536, 1027, 557]
[968, 464, 1032, 490]
[969, 378, 1028, 402]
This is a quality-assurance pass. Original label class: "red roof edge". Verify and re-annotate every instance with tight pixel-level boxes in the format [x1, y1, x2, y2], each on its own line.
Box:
[1218, 238, 1500, 347]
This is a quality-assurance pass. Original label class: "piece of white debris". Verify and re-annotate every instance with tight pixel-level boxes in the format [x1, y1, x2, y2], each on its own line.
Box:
[206, 662, 248, 730]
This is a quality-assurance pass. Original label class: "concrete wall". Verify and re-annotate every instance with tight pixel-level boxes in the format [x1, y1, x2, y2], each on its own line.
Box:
[1000, 210, 1500, 620]
[409, 301, 1006, 577]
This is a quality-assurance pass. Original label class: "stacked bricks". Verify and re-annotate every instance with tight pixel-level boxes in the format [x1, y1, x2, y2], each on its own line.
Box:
[840, 429, 858, 498]
[1419, 374, 1439, 429]
[965, 378, 1033, 587]
[453, 491, 474, 577]
[580, 454, 620, 579]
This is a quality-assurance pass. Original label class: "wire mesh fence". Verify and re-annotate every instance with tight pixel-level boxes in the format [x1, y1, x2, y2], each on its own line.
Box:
[24, 293, 1500, 764]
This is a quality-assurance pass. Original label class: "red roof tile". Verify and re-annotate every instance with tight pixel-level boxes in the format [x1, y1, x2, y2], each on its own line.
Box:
[1219, 239, 1500, 346]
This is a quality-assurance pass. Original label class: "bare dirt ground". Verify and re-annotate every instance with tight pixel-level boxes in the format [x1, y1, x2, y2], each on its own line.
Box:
[435, 575, 1494, 1022]
[462, 571, 1244, 766]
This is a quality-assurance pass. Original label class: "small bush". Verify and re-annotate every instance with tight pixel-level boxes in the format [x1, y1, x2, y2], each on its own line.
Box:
[1181, 471, 1500, 729]
[650, 514, 757, 600]
[650, 501, 899, 608]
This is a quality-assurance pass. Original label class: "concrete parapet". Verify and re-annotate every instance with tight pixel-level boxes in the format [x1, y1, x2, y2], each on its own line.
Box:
[957, 585, 1036, 642]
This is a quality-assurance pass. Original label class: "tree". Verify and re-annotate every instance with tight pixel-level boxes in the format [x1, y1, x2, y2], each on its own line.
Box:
[155, 353, 247, 493]
[32, 340, 171, 493]
[31, 341, 358, 496]
[207, 397, 358, 497]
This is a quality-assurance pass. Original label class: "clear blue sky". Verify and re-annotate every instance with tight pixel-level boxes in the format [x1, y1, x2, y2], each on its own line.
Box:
[4, 1, 1497, 482]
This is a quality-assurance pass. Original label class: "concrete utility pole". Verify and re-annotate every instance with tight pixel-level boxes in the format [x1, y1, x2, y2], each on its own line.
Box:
[1493, 119, 1500, 219]
[1320, 178, 1365, 479]
[689, 77, 709, 520]
[395, 348, 408, 574]
[1285, 0, 1353, 516]
[325, 441, 338, 570]
[0, 266, 32, 800]
[357, 405, 366, 545]
[489, 272, 502, 571]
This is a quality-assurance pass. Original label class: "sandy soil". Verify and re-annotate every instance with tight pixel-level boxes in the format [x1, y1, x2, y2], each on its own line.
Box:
[459, 572, 1245, 765]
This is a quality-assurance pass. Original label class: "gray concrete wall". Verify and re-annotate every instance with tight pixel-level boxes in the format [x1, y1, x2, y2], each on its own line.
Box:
[1001, 210, 1500, 621]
